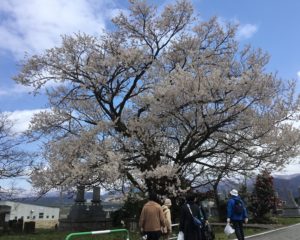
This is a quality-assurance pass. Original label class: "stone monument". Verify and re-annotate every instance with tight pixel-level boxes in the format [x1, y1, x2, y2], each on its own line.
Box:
[88, 186, 106, 220]
[59, 185, 107, 231]
[282, 190, 300, 216]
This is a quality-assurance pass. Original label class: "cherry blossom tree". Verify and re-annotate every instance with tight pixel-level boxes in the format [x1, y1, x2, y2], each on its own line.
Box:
[0, 112, 32, 179]
[14, 0, 300, 196]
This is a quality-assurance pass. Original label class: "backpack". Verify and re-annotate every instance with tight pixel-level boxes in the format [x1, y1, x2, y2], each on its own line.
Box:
[233, 199, 244, 215]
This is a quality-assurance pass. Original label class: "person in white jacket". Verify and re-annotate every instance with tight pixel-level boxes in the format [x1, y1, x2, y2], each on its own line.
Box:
[162, 198, 172, 240]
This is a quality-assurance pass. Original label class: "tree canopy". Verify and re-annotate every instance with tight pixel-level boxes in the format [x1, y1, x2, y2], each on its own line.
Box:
[0, 112, 32, 179]
[14, 0, 300, 196]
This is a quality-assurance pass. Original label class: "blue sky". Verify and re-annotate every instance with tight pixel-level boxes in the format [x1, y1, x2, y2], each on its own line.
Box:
[0, 0, 300, 191]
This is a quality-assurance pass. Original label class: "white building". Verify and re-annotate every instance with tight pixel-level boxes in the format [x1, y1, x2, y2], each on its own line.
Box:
[0, 201, 60, 229]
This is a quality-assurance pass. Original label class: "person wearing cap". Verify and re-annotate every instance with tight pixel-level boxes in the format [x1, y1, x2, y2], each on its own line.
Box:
[227, 189, 248, 240]
[162, 198, 172, 240]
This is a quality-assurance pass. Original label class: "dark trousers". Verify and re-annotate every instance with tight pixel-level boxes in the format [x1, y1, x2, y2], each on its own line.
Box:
[232, 221, 245, 240]
[144, 231, 162, 240]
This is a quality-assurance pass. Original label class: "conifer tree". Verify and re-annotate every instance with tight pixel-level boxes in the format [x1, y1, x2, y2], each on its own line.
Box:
[249, 170, 277, 221]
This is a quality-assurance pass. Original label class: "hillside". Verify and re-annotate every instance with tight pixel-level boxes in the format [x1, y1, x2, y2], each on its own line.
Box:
[273, 174, 300, 201]
[218, 173, 300, 202]
[6, 174, 300, 207]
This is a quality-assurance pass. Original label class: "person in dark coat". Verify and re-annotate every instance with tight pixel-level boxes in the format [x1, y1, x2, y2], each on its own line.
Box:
[196, 196, 209, 240]
[179, 193, 203, 240]
[227, 189, 248, 240]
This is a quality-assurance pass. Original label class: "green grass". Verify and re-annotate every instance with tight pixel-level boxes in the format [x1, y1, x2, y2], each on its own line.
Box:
[0, 229, 137, 240]
[271, 216, 300, 225]
[0, 230, 68, 240]
[211, 225, 267, 240]
[2, 218, 300, 240]
[212, 217, 300, 240]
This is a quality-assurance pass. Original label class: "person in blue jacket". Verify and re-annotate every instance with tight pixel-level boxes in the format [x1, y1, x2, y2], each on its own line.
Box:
[226, 189, 248, 240]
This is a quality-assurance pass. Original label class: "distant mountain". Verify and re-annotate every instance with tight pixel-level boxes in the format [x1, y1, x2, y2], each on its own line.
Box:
[18, 195, 74, 207]
[273, 174, 300, 201]
[12, 190, 119, 207]
[7, 174, 300, 207]
[217, 173, 300, 201]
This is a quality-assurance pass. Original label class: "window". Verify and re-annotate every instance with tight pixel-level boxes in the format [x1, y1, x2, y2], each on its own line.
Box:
[32, 216, 36, 219]
[46, 215, 49, 219]
[27, 216, 30, 219]
[39, 213, 44, 219]
[52, 215, 55, 219]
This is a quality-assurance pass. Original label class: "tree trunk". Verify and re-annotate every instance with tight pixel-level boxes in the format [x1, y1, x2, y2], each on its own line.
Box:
[212, 184, 224, 222]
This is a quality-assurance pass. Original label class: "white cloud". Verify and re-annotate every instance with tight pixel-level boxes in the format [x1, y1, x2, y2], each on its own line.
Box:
[0, 84, 33, 96]
[216, 17, 257, 40]
[5, 108, 48, 134]
[0, 0, 121, 59]
[297, 71, 300, 79]
[274, 161, 300, 175]
[236, 23, 258, 40]
[0, 78, 75, 97]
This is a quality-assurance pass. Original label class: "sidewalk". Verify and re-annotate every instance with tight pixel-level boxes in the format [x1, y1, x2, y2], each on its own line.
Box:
[244, 223, 300, 240]
[211, 222, 283, 230]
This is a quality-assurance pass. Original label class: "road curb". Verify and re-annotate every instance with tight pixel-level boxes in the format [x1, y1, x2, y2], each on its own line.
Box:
[244, 222, 300, 239]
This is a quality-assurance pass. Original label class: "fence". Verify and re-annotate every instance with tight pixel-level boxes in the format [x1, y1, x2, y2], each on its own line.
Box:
[65, 228, 130, 240]
[170, 223, 179, 240]
[64, 224, 180, 240]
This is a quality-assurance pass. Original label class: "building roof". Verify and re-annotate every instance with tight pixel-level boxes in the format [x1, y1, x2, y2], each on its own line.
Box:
[0, 200, 60, 210]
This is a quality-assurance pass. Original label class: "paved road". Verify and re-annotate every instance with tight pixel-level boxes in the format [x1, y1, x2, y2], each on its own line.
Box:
[244, 223, 300, 240]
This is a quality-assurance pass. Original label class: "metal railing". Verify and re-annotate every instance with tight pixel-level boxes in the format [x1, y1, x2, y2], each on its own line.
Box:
[65, 228, 130, 240]
[170, 223, 179, 240]
[64, 223, 181, 240]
